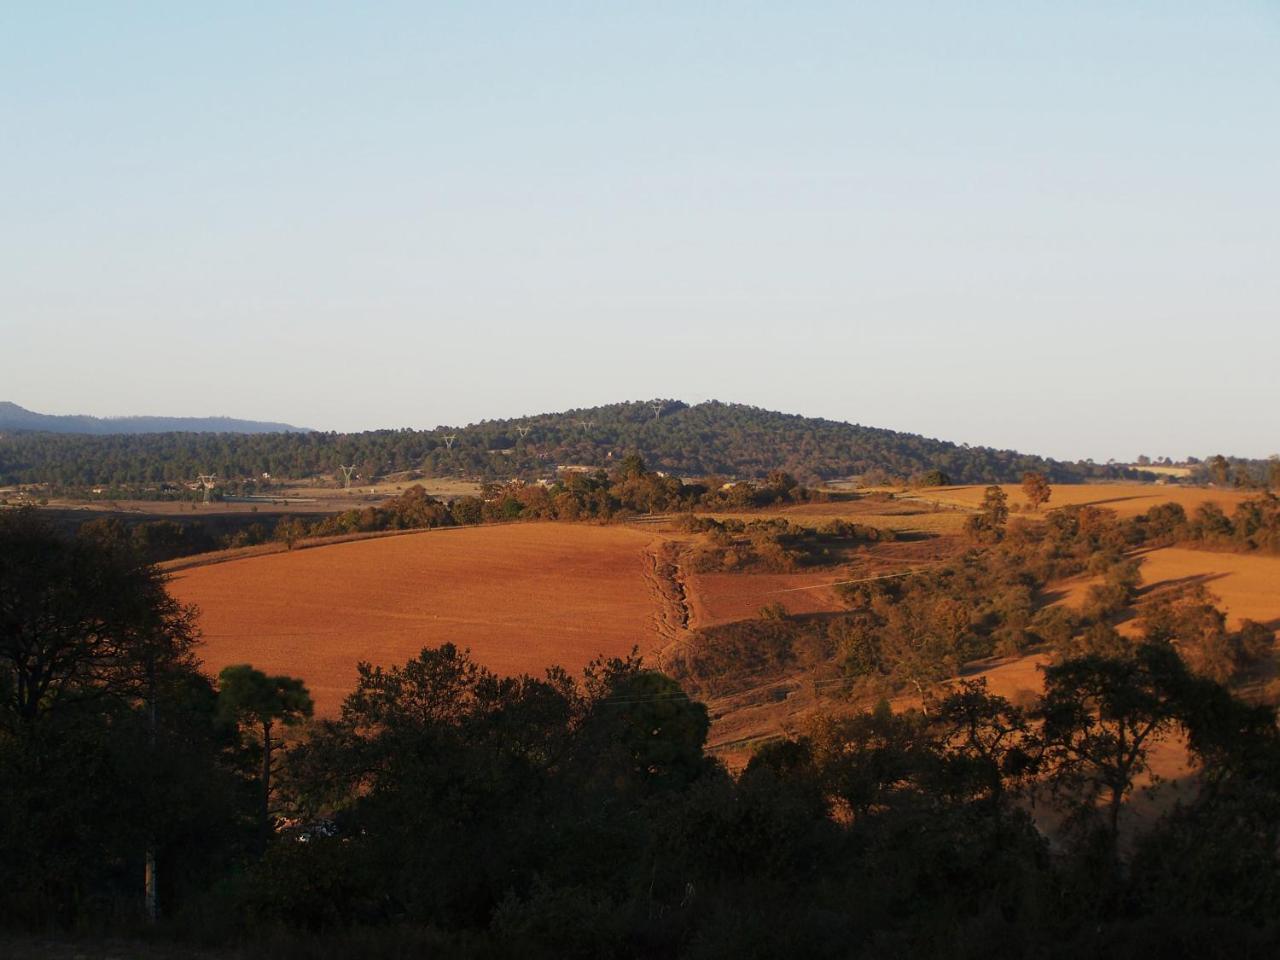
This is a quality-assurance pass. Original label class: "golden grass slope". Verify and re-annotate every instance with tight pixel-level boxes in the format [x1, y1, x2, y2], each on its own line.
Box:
[168, 522, 663, 716]
[1137, 547, 1280, 627]
[909, 482, 1254, 518]
[703, 496, 971, 537]
[1054, 546, 1280, 631]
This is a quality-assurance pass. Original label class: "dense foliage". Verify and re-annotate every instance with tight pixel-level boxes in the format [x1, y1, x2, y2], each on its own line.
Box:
[0, 400, 1147, 489]
[1142, 493, 1280, 554]
[1185, 453, 1280, 490]
[0, 510, 251, 925]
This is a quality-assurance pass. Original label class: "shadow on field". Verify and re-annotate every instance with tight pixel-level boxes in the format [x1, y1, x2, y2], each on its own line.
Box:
[1137, 572, 1229, 599]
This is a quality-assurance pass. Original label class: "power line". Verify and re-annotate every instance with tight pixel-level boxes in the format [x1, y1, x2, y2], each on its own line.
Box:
[195, 474, 216, 504]
[761, 567, 934, 595]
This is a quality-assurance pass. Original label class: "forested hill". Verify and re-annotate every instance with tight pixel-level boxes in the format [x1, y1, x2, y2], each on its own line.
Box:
[0, 399, 1138, 488]
[0, 402, 310, 435]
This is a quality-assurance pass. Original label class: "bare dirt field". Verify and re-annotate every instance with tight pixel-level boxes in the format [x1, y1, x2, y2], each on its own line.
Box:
[158, 524, 485, 573]
[168, 522, 663, 715]
[683, 537, 964, 630]
[686, 571, 846, 627]
[907, 482, 1254, 519]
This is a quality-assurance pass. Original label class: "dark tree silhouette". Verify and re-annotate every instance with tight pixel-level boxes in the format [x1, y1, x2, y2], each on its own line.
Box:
[217, 664, 313, 844]
[0, 509, 197, 725]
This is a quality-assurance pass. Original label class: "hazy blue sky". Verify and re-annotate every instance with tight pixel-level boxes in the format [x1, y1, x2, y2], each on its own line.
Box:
[3, 2, 1277, 461]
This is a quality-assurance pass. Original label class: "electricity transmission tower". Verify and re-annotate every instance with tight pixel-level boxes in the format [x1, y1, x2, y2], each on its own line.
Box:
[338, 464, 356, 489]
[516, 426, 531, 439]
[443, 435, 458, 450]
[195, 474, 216, 504]
[651, 402, 663, 420]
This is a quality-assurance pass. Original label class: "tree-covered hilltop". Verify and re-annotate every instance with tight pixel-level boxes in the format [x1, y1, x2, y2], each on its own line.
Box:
[1, 399, 1140, 488]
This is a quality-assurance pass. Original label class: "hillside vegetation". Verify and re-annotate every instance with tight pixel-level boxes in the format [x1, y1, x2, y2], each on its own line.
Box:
[5, 505, 1280, 957]
[1, 399, 1144, 488]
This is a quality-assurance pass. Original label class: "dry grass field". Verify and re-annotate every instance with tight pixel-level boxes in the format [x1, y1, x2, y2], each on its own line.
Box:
[703, 497, 972, 537]
[168, 522, 663, 715]
[1138, 547, 1280, 627]
[979, 544, 1280, 809]
[907, 481, 1254, 519]
[701, 535, 1279, 772]
[1054, 546, 1280, 630]
[1127, 464, 1193, 478]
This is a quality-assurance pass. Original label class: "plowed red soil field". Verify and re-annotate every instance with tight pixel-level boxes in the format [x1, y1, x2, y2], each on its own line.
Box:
[168, 523, 663, 715]
[686, 571, 846, 627]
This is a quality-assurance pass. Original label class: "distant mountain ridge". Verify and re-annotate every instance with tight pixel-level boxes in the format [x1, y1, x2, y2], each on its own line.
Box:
[0, 402, 311, 435]
[0, 398, 1150, 488]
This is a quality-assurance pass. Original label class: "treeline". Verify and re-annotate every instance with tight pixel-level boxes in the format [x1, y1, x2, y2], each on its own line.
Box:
[674, 514, 895, 574]
[1142, 493, 1280, 554]
[84, 461, 829, 562]
[3, 508, 1280, 957]
[1186, 453, 1280, 490]
[292, 463, 825, 544]
[0, 399, 1146, 489]
[0, 428, 431, 490]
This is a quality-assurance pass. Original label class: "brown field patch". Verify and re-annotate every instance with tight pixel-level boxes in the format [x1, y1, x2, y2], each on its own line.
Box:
[168, 522, 661, 716]
[682, 536, 965, 630]
[685, 571, 846, 627]
[908, 482, 1254, 519]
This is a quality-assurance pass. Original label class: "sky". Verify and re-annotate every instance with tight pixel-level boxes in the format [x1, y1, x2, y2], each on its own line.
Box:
[2, 2, 1277, 462]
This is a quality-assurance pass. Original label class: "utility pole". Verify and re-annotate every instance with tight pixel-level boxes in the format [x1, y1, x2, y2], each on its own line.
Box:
[144, 656, 158, 924]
